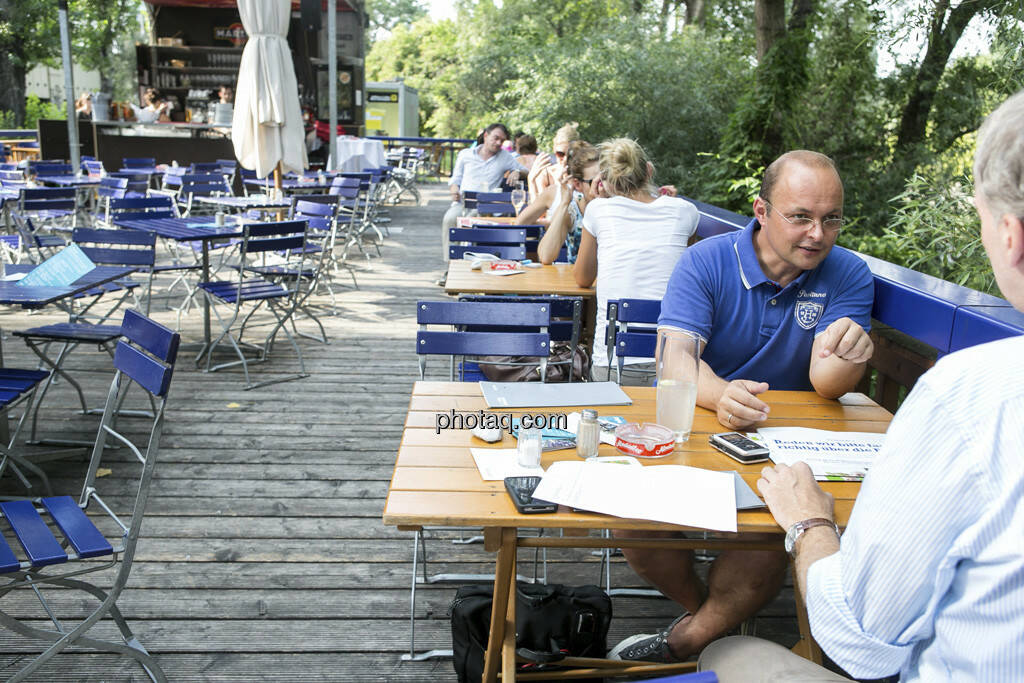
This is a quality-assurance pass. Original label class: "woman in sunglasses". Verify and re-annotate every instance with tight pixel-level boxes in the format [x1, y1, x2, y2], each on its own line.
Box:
[527, 122, 579, 198]
[573, 138, 699, 384]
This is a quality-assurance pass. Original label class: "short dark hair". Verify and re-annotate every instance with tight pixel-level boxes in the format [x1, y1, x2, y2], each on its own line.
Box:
[483, 123, 510, 139]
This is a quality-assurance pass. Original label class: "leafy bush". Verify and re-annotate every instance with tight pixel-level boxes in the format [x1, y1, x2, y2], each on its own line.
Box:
[844, 171, 997, 296]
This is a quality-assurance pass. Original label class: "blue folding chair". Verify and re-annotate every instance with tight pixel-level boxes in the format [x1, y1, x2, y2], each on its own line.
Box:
[10, 212, 66, 263]
[197, 220, 312, 389]
[448, 227, 527, 261]
[14, 229, 158, 444]
[476, 191, 515, 217]
[0, 309, 179, 682]
[177, 173, 232, 216]
[0, 368, 53, 494]
[606, 298, 662, 382]
[18, 187, 77, 230]
[458, 295, 584, 382]
[416, 300, 551, 381]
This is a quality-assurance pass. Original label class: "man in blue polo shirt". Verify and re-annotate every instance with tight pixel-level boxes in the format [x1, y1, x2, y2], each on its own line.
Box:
[609, 150, 874, 664]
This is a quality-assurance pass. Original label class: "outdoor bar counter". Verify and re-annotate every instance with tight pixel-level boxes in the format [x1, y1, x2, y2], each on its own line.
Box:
[39, 119, 237, 171]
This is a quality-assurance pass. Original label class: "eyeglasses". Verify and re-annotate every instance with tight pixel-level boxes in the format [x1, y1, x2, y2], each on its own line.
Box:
[554, 150, 566, 159]
[763, 199, 843, 233]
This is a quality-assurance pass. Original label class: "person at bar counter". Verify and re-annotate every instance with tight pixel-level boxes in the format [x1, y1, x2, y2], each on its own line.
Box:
[700, 88, 1024, 683]
[440, 122, 526, 260]
[608, 149, 874, 663]
[132, 88, 171, 124]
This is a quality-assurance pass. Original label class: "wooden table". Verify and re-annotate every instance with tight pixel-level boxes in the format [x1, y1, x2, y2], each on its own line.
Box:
[444, 260, 594, 298]
[9, 146, 39, 164]
[383, 382, 893, 682]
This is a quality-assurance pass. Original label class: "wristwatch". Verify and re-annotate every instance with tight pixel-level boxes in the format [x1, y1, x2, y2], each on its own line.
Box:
[784, 518, 839, 555]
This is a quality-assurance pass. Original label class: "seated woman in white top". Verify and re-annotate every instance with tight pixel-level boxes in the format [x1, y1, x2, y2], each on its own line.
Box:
[574, 138, 699, 384]
[131, 88, 171, 124]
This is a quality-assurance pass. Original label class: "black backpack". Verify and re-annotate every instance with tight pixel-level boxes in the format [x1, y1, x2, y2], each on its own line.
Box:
[450, 581, 612, 683]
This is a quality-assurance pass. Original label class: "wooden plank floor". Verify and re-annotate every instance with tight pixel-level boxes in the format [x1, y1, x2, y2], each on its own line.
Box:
[0, 185, 804, 681]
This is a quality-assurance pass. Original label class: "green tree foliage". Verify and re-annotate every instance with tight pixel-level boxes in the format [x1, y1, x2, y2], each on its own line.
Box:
[70, 0, 145, 99]
[365, 0, 428, 45]
[0, 0, 60, 125]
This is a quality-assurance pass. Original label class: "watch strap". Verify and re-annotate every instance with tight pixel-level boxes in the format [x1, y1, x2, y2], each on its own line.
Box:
[786, 517, 839, 555]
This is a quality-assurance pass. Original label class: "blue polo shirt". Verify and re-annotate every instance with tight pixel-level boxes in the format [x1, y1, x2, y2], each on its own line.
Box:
[659, 219, 873, 390]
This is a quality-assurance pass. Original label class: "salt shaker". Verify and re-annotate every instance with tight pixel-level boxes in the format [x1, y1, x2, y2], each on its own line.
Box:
[517, 428, 543, 468]
[576, 409, 600, 459]
[215, 211, 225, 227]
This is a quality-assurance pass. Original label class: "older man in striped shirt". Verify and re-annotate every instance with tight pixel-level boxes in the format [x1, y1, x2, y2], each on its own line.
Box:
[699, 90, 1024, 682]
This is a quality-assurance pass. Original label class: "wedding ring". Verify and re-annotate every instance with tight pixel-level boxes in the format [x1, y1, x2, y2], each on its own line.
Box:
[727, 413, 733, 424]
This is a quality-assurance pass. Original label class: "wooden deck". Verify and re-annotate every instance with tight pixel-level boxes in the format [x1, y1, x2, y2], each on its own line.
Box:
[0, 185, 805, 681]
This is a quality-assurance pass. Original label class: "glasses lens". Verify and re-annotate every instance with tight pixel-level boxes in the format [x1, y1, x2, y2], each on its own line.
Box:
[823, 219, 843, 232]
[554, 151, 566, 158]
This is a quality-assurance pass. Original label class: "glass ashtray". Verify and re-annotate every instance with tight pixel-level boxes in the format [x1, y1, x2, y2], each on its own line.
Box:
[613, 422, 676, 458]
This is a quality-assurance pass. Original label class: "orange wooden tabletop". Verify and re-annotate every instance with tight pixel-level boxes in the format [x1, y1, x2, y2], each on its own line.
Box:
[444, 260, 595, 297]
[383, 382, 892, 535]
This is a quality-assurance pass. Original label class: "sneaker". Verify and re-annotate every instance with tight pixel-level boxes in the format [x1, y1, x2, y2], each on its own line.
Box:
[434, 274, 447, 287]
[607, 613, 689, 662]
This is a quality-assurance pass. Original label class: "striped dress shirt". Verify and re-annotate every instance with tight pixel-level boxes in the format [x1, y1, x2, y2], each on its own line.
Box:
[806, 334, 1024, 681]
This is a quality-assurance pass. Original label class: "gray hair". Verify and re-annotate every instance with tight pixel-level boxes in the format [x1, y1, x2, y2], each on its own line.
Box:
[974, 89, 1024, 220]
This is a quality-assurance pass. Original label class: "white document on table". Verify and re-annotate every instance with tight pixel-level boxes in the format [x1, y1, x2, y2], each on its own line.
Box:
[756, 427, 885, 482]
[470, 448, 544, 480]
[533, 460, 737, 532]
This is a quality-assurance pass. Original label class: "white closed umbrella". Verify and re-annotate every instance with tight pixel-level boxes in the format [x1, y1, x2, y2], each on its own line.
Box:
[232, 0, 308, 183]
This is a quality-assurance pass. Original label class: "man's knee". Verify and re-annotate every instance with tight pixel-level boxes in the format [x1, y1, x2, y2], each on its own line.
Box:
[698, 636, 850, 682]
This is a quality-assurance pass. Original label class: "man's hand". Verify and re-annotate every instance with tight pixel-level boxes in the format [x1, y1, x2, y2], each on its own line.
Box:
[449, 186, 460, 202]
[817, 317, 872, 363]
[756, 462, 834, 531]
[658, 184, 678, 197]
[508, 170, 520, 186]
[716, 379, 770, 429]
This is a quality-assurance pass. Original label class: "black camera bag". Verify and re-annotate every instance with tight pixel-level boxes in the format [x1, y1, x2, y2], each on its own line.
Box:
[450, 581, 611, 683]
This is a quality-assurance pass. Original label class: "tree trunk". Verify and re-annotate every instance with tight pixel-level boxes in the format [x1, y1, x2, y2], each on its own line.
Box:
[755, 0, 786, 62]
[788, 0, 817, 32]
[684, 0, 706, 27]
[896, 0, 1000, 150]
[0, 55, 27, 127]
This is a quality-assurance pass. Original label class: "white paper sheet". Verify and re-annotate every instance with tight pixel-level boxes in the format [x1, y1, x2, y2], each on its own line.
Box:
[470, 448, 544, 480]
[757, 427, 885, 481]
[532, 460, 737, 532]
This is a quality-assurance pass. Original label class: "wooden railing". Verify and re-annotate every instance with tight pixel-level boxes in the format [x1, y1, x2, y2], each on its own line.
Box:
[685, 196, 1024, 412]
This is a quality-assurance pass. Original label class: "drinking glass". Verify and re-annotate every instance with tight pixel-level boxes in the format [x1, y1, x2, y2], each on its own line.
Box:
[656, 328, 700, 443]
[516, 428, 543, 468]
[511, 183, 527, 217]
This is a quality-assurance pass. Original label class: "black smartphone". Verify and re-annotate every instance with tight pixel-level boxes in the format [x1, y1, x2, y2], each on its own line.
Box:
[709, 432, 771, 464]
[504, 476, 557, 514]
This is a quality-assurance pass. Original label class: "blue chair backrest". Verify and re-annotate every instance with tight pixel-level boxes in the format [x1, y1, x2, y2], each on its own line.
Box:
[22, 187, 76, 201]
[462, 190, 478, 210]
[34, 163, 73, 177]
[448, 227, 527, 260]
[240, 168, 258, 180]
[123, 157, 156, 169]
[114, 309, 180, 398]
[98, 176, 128, 199]
[477, 192, 512, 203]
[293, 200, 337, 218]
[73, 227, 156, 268]
[458, 295, 582, 343]
[110, 196, 177, 219]
[606, 298, 662, 369]
[416, 300, 552, 359]
[243, 220, 307, 255]
[82, 160, 105, 176]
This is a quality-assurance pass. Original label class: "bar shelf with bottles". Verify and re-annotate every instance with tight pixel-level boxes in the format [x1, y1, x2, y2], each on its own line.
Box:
[137, 45, 242, 93]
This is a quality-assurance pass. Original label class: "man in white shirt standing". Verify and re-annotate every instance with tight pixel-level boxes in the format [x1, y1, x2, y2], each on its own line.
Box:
[441, 123, 526, 260]
[700, 89, 1024, 682]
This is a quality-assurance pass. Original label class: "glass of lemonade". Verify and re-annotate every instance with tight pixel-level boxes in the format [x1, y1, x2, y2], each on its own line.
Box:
[656, 328, 700, 443]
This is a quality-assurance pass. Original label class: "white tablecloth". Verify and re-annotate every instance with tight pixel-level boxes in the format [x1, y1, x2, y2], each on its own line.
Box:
[333, 138, 387, 172]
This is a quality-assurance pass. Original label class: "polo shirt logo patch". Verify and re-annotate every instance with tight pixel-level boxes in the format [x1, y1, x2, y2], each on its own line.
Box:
[795, 300, 824, 329]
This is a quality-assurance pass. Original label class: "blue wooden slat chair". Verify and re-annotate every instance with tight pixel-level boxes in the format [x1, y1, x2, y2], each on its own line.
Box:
[475, 191, 515, 217]
[177, 173, 232, 216]
[197, 220, 312, 389]
[605, 298, 662, 383]
[0, 368, 53, 494]
[457, 295, 584, 382]
[14, 229, 158, 444]
[95, 176, 128, 225]
[0, 308, 178, 682]
[32, 162, 74, 179]
[416, 299, 551, 382]
[18, 187, 77, 230]
[121, 157, 156, 171]
[81, 159, 105, 177]
[159, 165, 187, 193]
[107, 171, 150, 197]
[10, 212, 66, 263]
[448, 226, 527, 261]
[292, 197, 356, 293]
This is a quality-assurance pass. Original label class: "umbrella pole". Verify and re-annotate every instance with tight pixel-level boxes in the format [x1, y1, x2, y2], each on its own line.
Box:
[275, 162, 284, 220]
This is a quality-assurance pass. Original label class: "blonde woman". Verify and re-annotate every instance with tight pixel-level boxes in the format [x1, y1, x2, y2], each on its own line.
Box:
[573, 138, 698, 384]
[527, 122, 579, 199]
